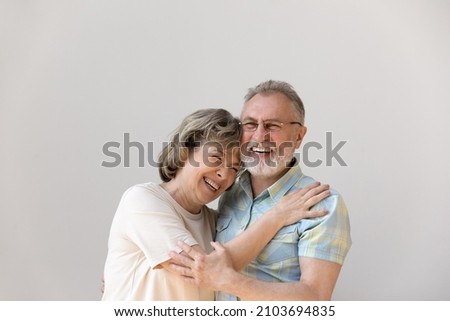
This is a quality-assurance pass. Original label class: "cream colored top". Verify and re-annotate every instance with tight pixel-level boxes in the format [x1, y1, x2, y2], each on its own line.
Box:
[102, 182, 217, 300]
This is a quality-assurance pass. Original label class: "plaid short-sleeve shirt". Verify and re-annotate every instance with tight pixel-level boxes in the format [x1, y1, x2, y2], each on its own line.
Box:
[215, 162, 352, 301]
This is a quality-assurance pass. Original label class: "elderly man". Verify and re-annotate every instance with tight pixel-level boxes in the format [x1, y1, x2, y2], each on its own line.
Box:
[171, 80, 352, 301]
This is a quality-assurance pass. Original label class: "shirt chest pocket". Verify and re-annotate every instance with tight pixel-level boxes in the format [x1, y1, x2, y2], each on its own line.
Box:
[256, 224, 299, 265]
[215, 212, 234, 243]
[216, 215, 232, 233]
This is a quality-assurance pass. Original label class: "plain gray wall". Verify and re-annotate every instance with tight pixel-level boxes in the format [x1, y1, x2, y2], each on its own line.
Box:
[1, 0, 449, 300]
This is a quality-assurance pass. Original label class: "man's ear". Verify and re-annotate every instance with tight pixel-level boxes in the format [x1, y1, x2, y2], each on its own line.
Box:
[295, 126, 307, 149]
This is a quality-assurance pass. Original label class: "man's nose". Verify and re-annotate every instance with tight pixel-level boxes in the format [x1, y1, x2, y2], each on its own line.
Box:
[251, 124, 270, 141]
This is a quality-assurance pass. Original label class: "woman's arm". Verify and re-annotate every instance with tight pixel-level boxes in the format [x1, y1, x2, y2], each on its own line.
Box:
[222, 182, 330, 271]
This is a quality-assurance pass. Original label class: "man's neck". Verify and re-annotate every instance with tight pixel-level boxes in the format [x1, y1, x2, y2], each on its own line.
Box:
[250, 167, 290, 198]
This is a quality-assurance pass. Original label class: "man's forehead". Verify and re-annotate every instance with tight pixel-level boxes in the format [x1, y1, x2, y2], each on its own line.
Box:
[241, 93, 291, 118]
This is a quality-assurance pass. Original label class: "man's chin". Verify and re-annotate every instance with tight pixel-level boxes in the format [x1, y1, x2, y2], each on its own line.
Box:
[244, 161, 285, 178]
[243, 153, 295, 177]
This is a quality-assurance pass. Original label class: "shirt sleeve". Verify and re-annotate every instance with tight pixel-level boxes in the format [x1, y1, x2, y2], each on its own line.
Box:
[119, 185, 198, 268]
[297, 192, 352, 265]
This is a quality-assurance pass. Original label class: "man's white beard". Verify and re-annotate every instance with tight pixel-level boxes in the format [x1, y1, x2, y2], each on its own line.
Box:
[243, 152, 294, 179]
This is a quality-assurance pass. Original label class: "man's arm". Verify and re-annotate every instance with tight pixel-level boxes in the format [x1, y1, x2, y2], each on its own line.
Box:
[170, 242, 341, 300]
[223, 257, 341, 300]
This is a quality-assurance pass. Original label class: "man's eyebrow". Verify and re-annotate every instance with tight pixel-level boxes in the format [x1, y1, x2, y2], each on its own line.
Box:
[241, 117, 280, 122]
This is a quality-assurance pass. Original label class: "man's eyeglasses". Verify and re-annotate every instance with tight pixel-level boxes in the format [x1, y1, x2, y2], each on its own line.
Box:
[240, 120, 303, 132]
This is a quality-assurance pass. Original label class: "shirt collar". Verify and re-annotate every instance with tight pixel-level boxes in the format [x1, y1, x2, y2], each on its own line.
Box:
[237, 170, 253, 200]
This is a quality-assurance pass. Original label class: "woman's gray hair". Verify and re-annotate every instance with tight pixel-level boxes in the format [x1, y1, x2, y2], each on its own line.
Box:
[244, 80, 305, 125]
[158, 108, 241, 182]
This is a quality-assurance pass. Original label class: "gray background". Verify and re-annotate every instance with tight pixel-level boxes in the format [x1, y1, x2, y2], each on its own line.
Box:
[1, 0, 449, 300]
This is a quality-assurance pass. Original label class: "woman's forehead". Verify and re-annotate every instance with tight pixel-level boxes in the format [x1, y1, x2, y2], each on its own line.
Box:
[200, 142, 241, 161]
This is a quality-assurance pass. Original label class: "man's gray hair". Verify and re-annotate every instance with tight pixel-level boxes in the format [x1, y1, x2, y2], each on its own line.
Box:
[158, 108, 241, 182]
[244, 80, 305, 124]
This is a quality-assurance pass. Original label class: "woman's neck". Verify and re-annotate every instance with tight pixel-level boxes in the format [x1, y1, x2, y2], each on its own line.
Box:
[160, 180, 202, 214]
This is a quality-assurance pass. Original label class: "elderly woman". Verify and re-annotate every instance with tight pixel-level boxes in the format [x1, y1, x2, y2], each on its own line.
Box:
[102, 108, 329, 300]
